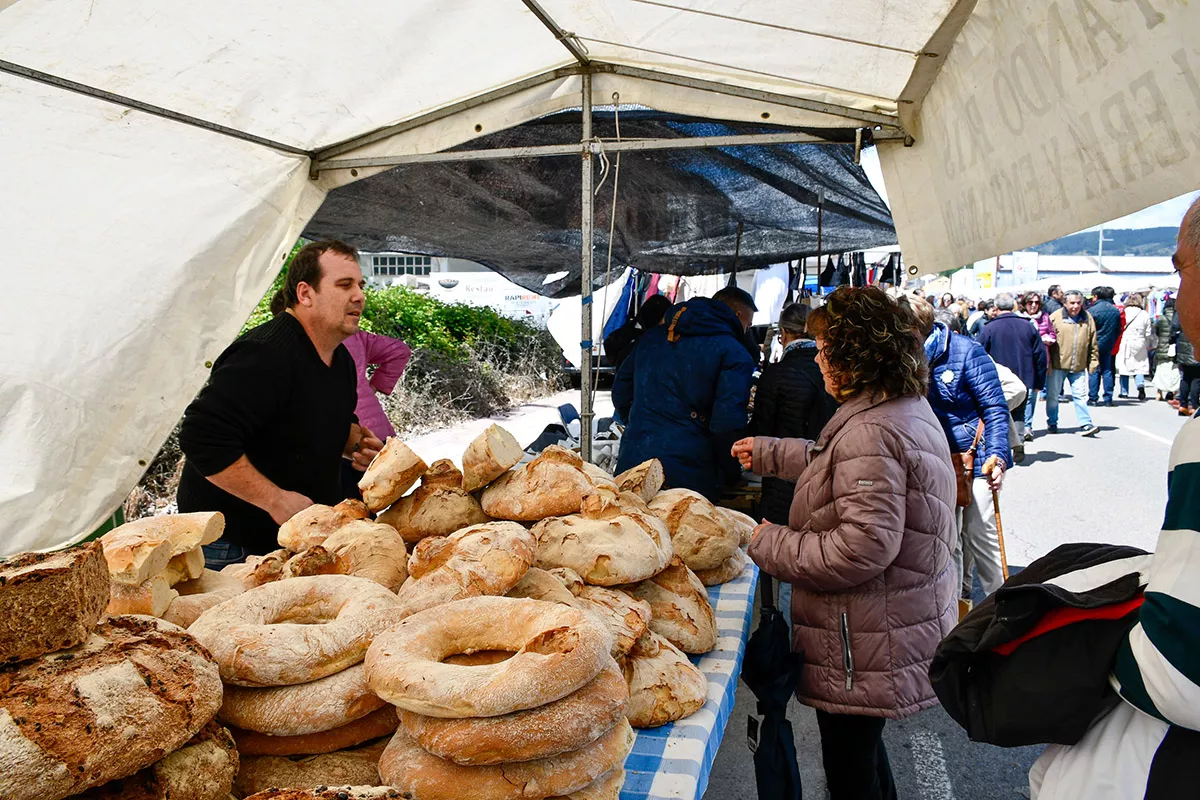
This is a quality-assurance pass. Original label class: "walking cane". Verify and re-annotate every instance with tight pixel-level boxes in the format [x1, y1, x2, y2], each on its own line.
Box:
[983, 456, 1010, 581]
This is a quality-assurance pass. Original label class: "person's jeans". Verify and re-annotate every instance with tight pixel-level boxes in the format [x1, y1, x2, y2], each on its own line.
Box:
[1046, 369, 1093, 429]
[201, 540, 250, 569]
[815, 710, 897, 800]
[1180, 365, 1200, 409]
[778, 580, 792, 627]
[1024, 390, 1040, 431]
[1118, 374, 1145, 395]
[1089, 350, 1116, 403]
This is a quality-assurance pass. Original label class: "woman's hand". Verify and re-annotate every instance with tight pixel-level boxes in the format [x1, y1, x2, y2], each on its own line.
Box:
[751, 520, 770, 543]
[731, 437, 755, 470]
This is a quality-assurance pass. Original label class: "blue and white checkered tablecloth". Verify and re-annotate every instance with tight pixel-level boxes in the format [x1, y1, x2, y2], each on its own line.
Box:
[620, 559, 760, 800]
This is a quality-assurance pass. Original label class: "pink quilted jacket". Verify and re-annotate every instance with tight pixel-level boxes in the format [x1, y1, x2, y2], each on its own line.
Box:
[747, 392, 958, 719]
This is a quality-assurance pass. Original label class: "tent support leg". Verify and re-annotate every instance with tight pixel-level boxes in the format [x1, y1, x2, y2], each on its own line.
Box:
[580, 72, 595, 463]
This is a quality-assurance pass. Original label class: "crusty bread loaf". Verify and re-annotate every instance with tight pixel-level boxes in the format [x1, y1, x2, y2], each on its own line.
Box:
[462, 424, 523, 492]
[621, 630, 707, 728]
[559, 767, 624, 799]
[480, 445, 599, 521]
[647, 488, 740, 571]
[230, 706, 399, 756]
[163, 546, 206, 585]
[106, 573, 178, 617]
[100, 512, 224, 584]
[73, 720, 238, 800]
[162, 569, 246, 629]
[716, 507, 757, 548]
[321, 521, 409, 590]
[580, 462, 618, 490]
[614, 459, 664, 501]
[100, 534, 173, 586]
[621, 557, 716, 654]
[568, 584, 652, 658]
[220, 663, 386, 737]
[506, 567, 576, 606]
[0, 542, 109, 664]
[358, 439, 427, 512]
[0, 616, 223, 800]
[241, 787, 406, 800]
[421, 458, 465, 488]
[532, 489, 673, 586]
[694, 548, 747, 586]
[376, 478, 490, 544]
[277, 500, 370, 552]
[221, 549, 290, 589]
[232, 738, 386, 798]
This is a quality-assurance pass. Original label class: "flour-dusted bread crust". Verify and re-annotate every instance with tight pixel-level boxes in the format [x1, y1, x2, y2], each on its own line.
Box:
[106, 574, 179, 617]
[559, 767, 624, 799]
[647, 489, 740, 571]
[379, 718, 635, 800]
[0, 615, 223, 800]
[620, 557, 716, 654]
[694, 548, 747, 586]
[533, 490, 672, 586]
[100, 512, 224, 585]
[614, 459, 664, 502]
[74, 720, 238, 800]
[358, 439, 428, 512]
[394, 522, 535, 619]
[242, 788, 406, 800]
[232, 739, 387, 798]
[220, 663, 386, 736]
[462, 424, 524, 492]
[230, 706, 399, 757]
[398, 659, 627, 765]
[221, 549, 290, 589]
[282, 547, 342, 579]
[480, 445, 599, 521]
[321, 521, 409, 590]
[189, 575, 404, 687]
[162, 569, 246, 629]
[506, 567, 577, 606]
[0, 542, 110, 664]
[568, 585, 652, 658]
[277, 500, 371, 552]
[376, 483, 490, 545]
[716, 507, 757, 548]
[621, 631, 707, 728]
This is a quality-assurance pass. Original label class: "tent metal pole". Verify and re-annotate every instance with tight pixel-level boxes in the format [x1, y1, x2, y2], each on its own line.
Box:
[580, 72, 595, 463]
[519, 0, 591, 65]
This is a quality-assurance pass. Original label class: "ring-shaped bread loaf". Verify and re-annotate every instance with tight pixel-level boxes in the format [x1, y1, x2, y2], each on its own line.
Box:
[233, 738, 387, 798]
[230, 706, 399, 757]
[189, 575, 403, 687]
[365, 595, 611, 718]
[378, 718, 635, 800]
[218, 663, 385, 736]
[398, 658, 627, 765]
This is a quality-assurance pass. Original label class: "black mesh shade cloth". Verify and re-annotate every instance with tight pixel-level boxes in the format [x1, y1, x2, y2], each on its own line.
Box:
[305, 111, 897, 297]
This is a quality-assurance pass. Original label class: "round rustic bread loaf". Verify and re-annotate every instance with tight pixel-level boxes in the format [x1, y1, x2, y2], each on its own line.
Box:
[394, 522, 535, 619]
[189, 575, 404, 687]
[220, 663, 386, 736]
[376, 468, 490, 544]
[0, 541, 110, 664]
[462, 424, 525, 492]
[621, 630, 707, 728]
[0, 615, 223, 800]
[694, 548, 748, 586]
[533, 489, 673, 586]
[320, 521, 409, 590]
[232, 738, 387, 798]
[647, 489, 740, 571]
[230, 706, 399, 756]
[398, 658, 627, 765]
[277, 500, 371, 552]
[379, 718, 635, 800]
[621, 557, 716, 654]
[74, 720, 238, 800]
[480, 445, 600, 521]
[553, 767, 625, 799]
[358, 439, 428, 512]
[716, 507, 757, 547]
[366, 595, 612, 718]
[506, 567, 578, 605]
[567, 584, 652, 658]
[614, 458, 664, 501]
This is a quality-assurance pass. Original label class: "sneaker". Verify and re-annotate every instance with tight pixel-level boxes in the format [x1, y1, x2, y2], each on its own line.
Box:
[1023, 431, 1034, 442]
[1086, 399, 1098, 407]
[1047, 424, 1059, 433]
[1013, 446, 1025, 463]
[1080, 424, 1099, 437]
[1103, 400, 1114, 407]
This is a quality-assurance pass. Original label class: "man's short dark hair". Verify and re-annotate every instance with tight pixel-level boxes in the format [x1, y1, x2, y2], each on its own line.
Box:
[1048, 284, 1062, 297]
[1093, 285, 1116, 301]
[976, 299, 991, 311]
[636, 294, 672, 328]
[713, 286, 758, 316]
[278, 240, 359, 309]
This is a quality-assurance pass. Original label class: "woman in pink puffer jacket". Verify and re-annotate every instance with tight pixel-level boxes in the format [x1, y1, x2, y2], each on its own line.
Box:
[734, 287, 958, 800]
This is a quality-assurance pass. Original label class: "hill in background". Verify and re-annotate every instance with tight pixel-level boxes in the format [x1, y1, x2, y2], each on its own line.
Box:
[1030, 227, 1176, 257]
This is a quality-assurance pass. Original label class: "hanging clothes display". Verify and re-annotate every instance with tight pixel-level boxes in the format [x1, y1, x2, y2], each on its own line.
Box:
[835, 254, 851, 286]
[819, 255, 837, 287]
[852, 252, 868, 287]
[879, 253, 900, 285]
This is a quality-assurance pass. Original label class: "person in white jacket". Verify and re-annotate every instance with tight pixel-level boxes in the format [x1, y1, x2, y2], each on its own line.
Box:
[1030, 198, 1200, 799]
[1116, 293, 1154, 401]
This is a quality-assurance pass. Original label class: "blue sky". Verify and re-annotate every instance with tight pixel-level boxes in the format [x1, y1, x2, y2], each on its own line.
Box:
[860, 148, 1198, 235]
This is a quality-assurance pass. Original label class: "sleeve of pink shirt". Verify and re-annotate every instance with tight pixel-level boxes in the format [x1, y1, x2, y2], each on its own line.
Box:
[361, 333, 412, 394]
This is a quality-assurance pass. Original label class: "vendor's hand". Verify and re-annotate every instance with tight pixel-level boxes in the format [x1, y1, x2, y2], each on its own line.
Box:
[351, 426, 384, 471]
[269, 490, 313, 525]
[730, 437, 755, 470]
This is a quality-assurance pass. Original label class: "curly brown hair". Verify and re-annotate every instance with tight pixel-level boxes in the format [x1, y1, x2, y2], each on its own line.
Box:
[806, 286, 929, 400]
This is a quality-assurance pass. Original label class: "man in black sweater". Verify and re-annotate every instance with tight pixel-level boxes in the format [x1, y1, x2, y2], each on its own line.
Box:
[177, 240, 383, 564]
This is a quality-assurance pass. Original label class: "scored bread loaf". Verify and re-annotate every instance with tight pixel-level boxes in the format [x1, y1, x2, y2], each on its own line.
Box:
[100, 512, 223, 584]
[461, 424, 523, 492]
[0, 616, 223, 800]
[506, 567, 577, 606]
[567, 584, 652, 658]
[647, 488, 740, 571]
[73, 720, 238, 800]
[480, 445, 599, 521]
[321, 521, 409, 590]
[377, 460, 490, 544]
[620, 557, 717, 654]
[694, 548, 747, 586]
[358, 439, 428, 512]
[0, 542, 110, 664]
[716, 507, 757, 548]
[232, 739, 387, 798]
[614, 459, 664, 501]
[277, 499, 370, 552]
[621, 630, 707, 728]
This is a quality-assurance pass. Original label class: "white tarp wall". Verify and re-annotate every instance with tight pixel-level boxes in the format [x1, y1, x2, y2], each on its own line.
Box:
[879, 0, 1200, 272]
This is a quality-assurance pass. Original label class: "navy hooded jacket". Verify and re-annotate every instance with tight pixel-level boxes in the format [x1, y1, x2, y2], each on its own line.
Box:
[978, 313, 1048, 392]
[924, 322, 1012, 477]
[1089, 299, 1122, 353]
[613, 297, 754, 500]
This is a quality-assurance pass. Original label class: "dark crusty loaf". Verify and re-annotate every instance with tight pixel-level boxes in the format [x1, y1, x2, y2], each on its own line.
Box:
[0, 615, 223, 800]
[0, 541, 110, 664]
[72, 720, 238, 800]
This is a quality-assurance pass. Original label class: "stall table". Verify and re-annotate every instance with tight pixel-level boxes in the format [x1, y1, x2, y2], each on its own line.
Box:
[620, 560, 760, 800]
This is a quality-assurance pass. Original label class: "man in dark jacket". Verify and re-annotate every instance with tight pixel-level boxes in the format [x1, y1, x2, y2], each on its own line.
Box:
[978, 293, 1047, 459]
[614, 287, 756, 500]
[1087, 286, 1121, 406]
[1043, 284, 1065, 317]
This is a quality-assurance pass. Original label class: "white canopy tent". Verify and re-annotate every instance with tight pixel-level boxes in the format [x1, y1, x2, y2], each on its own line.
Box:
[2, 0, 1198, 554]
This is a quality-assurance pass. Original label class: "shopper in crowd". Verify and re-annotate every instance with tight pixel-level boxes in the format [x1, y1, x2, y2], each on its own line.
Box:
[178, 240, 381, 565]
[1046, 291, 1100, 436]
[966, 299, 990, 337]
[614, 286, 756, 500]
[751, 302, 838, 527]
[1152, 298, 1180, 402]
[603, 294, 671, 370]
[1172, 312, 1200, 416]
[1021, 292, 1057, 439]
[1043, 284, 1065, 316]
[1115, 293, 1153, 401]
[735, 286, 956, 800]
[914, 299, 1011, 598]
[978, 293, 1047, 460]
[939, 291, 955, 309]
[1087, 286, 1122, 407]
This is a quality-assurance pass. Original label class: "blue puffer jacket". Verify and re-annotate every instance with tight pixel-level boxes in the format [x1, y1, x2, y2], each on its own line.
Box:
[1089, 299, 1122, 353]
[924, 322, 1012, 477]
[614, 297, 755, 500]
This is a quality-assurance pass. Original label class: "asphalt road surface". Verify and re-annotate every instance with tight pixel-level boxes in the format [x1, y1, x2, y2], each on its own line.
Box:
[705, 390, 1186, 800]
